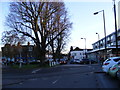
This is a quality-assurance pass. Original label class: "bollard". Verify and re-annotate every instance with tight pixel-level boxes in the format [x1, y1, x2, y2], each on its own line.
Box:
[49, 61, 51, 67]
[52, 62, 54, 66]
[19, 62, 22, 68]
[49, 61, 50, 67]
[54, 62, 56, 66]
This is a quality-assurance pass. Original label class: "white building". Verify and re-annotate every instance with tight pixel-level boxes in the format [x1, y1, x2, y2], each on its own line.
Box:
[92, 29, 120, 58]
[87, 29, 120, 63]
[70, 47, 92, 61]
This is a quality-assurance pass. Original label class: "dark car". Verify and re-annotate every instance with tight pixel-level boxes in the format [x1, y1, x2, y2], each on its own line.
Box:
[60, 59, 67, 64]
[80, 59, 97, 64]
[70, 59, 81, 64]
[117, 67, 120, 80]
[70, 59, 74, 64]
[74, 59, 81, 64]
[80, 59, 91, 64]
[91, 60, 97, 64]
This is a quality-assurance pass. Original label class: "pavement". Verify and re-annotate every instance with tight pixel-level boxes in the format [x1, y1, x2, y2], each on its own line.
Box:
[2, 63, 103, 87]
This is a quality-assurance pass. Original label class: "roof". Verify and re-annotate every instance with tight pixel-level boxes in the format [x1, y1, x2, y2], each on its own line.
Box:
[71, 47, 93, 51]
[72, 47, 83, 51]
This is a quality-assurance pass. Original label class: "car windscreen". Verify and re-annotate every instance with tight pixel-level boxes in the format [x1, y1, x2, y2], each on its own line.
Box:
[106, 59, 111, 61]
[113, 58, 120, 62]
[118, 62, 120, 65]
[60, 59, 65, 61]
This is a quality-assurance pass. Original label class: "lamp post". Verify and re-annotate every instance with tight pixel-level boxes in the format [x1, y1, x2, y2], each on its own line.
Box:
[81, 38, 87, 58]
[94, 10, 107, 59]
[113, 0, 118, 56]
[96, 33, 100, 49]
[96, 33, 100, 64]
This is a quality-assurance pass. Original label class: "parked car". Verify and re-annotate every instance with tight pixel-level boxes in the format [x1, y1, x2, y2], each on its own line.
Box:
[59, 59, 67, 64]
[45, 59, 53, 62]
[15, 60, 26, 64]
[74, 59, 81, 64]
[28, 60, 38, 64]
[108, 61, 120, 78]
[116, 68, 120, 80]
[44, 59, 54, 64]
[91, 60, 97, 64]
[70, 59, 74, 64]
[102, 57, 120, 73]
[70, 59, 81, 64]
[80, 58, 90, 64]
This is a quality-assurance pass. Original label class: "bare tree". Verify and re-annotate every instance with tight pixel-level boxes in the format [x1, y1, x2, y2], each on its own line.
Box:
[48, 4, 72, 60]
[3, 1, 72, 65]
[1, 30, 27, 45]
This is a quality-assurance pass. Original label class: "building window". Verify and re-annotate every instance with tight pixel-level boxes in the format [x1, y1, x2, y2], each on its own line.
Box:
[28, 47, 33, 51]
[118, 31, 120, 36]
[117, 36, 120, 40]
[72, 53, 76, 56]
[95, 46, 97, 49]
[100, 44, 103, 47]
[111, 34, 115, 40]
[107, 40, 111, 44]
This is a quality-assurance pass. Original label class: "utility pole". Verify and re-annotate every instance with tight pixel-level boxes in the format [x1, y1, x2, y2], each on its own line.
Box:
[113, 0, 118, 56]
[94, 10, 107, 59]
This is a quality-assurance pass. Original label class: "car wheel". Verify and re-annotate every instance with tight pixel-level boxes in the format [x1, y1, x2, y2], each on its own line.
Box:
[116, 71, 120, 79]
[106, 68, 111, 75]
[115, 71, 118, 78]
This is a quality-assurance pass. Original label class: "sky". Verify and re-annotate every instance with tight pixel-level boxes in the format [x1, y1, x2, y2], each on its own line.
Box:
[0, 2, 10, 50]
[0, 0, 120, 53]
[64, 0, 120, 53]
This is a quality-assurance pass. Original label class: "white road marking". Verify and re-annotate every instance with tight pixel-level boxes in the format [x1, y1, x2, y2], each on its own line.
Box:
[52, 76, 61, 84]
[32, 69, 41, 74]
[29, 78, 37, 81]
[19, 83, 23, 85]
[52, 79, 58, 84]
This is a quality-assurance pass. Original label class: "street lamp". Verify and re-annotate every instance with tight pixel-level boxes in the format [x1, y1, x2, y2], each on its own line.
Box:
[94, 10, 107, 59]
[96, 33, 100, 64]
[81, 38, 86, 58]
[96, 33, 100, 49]
[113, 0, 118, 56]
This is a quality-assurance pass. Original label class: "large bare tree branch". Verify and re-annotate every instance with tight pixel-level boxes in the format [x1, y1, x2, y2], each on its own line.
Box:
[3, 1, 72, 63]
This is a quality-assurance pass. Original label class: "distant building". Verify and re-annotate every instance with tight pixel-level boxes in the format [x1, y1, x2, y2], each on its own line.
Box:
[70, 47, 92, 61]
[1, 42, 36, 62]
[88, 29, 120, 62]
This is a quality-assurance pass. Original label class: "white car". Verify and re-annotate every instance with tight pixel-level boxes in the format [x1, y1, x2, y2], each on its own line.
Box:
[102, 57, 120, 73]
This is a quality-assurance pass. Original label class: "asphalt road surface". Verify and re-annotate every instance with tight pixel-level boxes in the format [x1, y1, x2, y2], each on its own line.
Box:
[2, 64, 120, 88]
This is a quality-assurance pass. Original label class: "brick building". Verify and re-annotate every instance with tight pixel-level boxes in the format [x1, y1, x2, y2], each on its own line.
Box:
[1, 42, 37, 62]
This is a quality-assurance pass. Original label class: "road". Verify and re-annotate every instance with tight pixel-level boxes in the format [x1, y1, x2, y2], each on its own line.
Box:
[2, 64, 120, 88]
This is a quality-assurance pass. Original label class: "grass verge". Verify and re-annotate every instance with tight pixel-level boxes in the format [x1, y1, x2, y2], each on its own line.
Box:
[10, 63, 50, 69]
